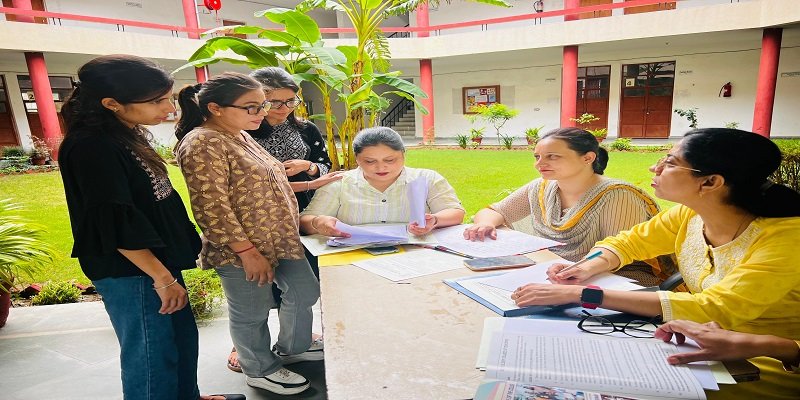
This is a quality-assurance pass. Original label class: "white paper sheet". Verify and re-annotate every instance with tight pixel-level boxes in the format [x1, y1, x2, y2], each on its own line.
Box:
[477, 259, 640, 292]
[351, 249, 465, 281]
[407, 176, 428, 227]
[485, 331, 707, 400]
[326, 222, 408, 246]
[432, 224, 564, 258]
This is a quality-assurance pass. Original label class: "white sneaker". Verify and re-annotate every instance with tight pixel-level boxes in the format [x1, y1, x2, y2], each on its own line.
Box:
[245, 368, 310, 395]
[274, 337, 325, 364]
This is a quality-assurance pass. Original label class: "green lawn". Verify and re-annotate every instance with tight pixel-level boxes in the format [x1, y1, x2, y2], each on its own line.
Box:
[0, 148, 670, 285]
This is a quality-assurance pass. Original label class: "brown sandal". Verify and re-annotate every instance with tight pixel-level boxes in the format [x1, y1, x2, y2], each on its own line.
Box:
[226, 347, 242, 373]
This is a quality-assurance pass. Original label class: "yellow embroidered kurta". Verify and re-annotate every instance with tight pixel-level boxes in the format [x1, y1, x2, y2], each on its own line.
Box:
[597, 205, 800, 399]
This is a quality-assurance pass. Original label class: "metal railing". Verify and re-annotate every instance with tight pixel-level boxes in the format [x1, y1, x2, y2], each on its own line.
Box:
[380, 97, 414, 128]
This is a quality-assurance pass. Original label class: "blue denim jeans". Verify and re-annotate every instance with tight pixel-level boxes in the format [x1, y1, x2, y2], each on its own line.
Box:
[94, 275, 200, 400]
[216, 258, 320, 377]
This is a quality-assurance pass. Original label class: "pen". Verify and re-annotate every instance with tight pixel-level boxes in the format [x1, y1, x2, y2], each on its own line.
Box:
[557, 250, 603, 276]
[416, 244, 475, 259]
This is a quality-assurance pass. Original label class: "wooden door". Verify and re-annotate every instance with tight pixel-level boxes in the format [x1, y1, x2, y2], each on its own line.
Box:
[624, 0, 676, 15]
[576, 65, 611, 131]
[0, 76, 19, 148]
[578, 0, 612, 19]
[2, 0, 48, 24]
[619, 61, 675, 138]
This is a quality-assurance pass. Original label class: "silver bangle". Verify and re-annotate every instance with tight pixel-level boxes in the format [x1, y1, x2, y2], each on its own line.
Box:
[153, 277, 178, 290]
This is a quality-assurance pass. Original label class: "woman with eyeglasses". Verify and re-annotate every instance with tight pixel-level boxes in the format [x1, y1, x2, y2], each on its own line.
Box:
[59, 55, 243, 400]
[174, 72, 320, 396]
[464, 128, 668, 283]
[513, 128, 800, 399]
[221, 67, 335, 373]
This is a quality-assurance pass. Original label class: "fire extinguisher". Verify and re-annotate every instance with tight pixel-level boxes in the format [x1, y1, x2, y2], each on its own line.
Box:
[719, 82, 732, 98]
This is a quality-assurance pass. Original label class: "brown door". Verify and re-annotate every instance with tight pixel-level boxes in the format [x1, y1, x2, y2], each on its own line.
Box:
[578, 0, 613, 19]
[576, 65, 611, 131]
[0, 76, 19, 148]
[619, 61, 675, 138]
[2, 0, 48, 24]
[624, 0, 676, 15]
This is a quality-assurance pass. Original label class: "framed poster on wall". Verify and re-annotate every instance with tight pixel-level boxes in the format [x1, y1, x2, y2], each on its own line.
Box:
[462, 85, 500, 114]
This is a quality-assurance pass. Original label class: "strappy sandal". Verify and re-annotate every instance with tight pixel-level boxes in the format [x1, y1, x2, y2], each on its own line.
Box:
[227, 347, 243, 373]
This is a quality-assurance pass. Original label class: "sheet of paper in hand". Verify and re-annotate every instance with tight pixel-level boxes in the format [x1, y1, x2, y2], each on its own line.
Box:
[326, 222, 409, 247]
[407, 176, 428, 227]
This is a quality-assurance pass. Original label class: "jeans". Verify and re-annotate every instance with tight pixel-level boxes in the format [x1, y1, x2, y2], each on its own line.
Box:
[271, 246, 319, 307]
[94, 275, 200, 400]
[216, 258, 320, 377]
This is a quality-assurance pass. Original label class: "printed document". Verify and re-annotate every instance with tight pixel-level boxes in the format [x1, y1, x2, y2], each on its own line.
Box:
[407, 177, 428, 227]
[477, 258, 643, 292]
[485, 331, 707, 400]
[432, 224, 563, 258]
[352, 249, 465, 281]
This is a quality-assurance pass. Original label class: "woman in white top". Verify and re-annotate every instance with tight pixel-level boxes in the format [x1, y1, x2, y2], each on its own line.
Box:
[299, 127, 465, 237]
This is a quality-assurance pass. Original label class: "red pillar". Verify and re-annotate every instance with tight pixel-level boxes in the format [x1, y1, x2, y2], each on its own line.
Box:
[417, 2, 435, 143]
[419, 59, 435, 144]
[181, 0, 207, 83]
[561, 46, 579, 128]
[752, 28, 782, 137]
[564, 0, 580, 21]
[13, 0, 62, 158]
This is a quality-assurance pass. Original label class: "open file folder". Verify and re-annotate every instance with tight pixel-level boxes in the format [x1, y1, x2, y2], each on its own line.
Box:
[443, 273, 572, 317]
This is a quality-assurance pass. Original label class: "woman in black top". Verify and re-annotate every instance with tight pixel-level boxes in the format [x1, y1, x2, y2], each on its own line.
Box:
[59, 54, 242, 400]
[247, 67, 341, 210]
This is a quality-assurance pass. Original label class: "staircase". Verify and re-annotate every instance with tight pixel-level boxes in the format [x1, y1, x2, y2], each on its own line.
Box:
[381, 97, 416, 138]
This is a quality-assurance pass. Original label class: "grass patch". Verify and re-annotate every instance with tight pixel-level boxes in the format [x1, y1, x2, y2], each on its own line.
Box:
[0, 149, 670, 285]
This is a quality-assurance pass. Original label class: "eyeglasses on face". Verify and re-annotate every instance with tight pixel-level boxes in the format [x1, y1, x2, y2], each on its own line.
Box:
[220, 100, 272, 115]
[654, 155, 702, 173]
[267, 98, 302, 109]
[577, 310, 660, 338]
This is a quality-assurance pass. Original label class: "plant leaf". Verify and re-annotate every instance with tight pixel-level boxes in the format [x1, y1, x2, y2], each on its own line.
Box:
[262, 8, 320, 44]
[373, 74, 427, 98]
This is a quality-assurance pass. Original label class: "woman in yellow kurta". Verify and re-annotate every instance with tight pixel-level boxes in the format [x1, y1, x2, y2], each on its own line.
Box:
[512, 128, 800, 399]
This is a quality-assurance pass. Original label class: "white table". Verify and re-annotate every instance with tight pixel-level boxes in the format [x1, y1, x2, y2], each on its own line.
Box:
[319, 248, 559, 400]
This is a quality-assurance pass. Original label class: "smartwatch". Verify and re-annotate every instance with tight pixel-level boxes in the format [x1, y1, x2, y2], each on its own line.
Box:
[581, 284, 603, 309]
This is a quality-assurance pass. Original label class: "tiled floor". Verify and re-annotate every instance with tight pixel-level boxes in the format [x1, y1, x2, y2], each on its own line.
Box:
[0, 301, 326, 400]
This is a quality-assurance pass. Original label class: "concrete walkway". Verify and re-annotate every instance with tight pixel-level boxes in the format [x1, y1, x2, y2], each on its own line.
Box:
[0, 301, 326, 400]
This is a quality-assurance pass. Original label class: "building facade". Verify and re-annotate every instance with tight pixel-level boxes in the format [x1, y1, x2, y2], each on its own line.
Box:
[1, 0, 798, 152]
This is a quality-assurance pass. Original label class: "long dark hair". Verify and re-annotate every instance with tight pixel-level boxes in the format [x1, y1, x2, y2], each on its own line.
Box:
[681, 128, 800, 217]
[249, 67, 304, 129]
[539, 127, 609, 175]
[61, 54, 173, 174]
[174, 72, 262, 140]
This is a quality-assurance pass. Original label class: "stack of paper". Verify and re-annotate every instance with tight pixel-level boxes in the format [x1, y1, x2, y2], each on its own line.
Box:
[432, 224, 564, 258]
[444, 259, 644, 317]
[326, 222, 408, 247]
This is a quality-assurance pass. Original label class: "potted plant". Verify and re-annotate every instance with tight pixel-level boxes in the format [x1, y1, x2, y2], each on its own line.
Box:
[469, 103, 520, 145]
[28, 136, 51, 166]
[469, 127, 485, 145]
[571, 113, 607, 143]
[524, 126, 544, 146]
[0, 199, 55, 328]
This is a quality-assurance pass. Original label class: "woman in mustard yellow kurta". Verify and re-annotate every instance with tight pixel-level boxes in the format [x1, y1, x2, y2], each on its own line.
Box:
[512, 128, 800, 400]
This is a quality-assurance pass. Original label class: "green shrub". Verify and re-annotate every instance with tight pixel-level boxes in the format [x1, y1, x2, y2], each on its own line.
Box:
[674, 108, 698, 128]
[771, 139, 800, 192]
[31, 281, 82, 305]
[154, 143, 176, 161]
[609, 138, 632, 151]
[455, 134, 469, 149]
[183, 268, 225, 322]
[2, 146, 27, 158]
[500, 134, 515, 149]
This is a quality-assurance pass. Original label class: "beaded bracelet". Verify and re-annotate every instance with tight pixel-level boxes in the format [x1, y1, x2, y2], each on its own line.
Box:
[153, 277, 178, 291]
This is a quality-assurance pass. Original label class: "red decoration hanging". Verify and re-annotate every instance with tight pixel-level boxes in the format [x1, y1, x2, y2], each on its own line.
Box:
[203, 0, 221, 11]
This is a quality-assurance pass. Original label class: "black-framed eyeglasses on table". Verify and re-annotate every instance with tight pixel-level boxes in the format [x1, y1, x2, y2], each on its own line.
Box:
[578, 310, 660, 338]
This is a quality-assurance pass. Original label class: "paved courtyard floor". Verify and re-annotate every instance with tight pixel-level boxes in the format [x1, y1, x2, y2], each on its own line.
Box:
[0, 301, 326, 400]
